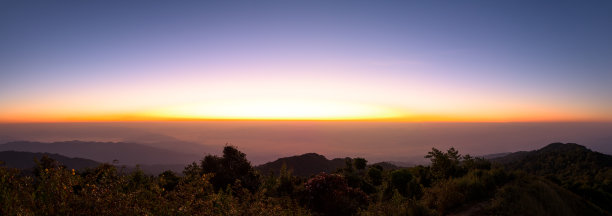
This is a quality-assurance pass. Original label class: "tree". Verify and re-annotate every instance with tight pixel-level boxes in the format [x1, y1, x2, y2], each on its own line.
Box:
[182, 162, 202, 178]
[200, 145, 260, 192]
[354, 158, 368, 170]
[33, 155, 64, 178]
[391, 169, 412, 194]
[276, 163, 295, 196]
[304, 173, 368, 216]
[344, 158, 354, 173]
[461, 155, 491, 171]
[158, 170, 179, 191]
[367, 167, 383, 186]
[426, 147, 464, 179]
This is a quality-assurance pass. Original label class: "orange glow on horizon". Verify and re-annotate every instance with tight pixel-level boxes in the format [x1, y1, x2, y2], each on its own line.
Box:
[1, 110, 607, 123]
[146, 99, 405, 121]
[1, 98, 608, 123]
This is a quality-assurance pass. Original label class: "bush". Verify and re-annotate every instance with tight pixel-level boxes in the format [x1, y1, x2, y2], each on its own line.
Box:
[200, 145, 261, 192]
[304, 173, 368, 216]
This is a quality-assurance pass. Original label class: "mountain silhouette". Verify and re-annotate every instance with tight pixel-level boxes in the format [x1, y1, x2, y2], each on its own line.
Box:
[0, 141, 203, 165]
[492, 142, 612, 168]
[256, 153, 400, 177]
[0, 151, 99, 170]
[492, 142, 612, 213]
[256, 153, 345, 177]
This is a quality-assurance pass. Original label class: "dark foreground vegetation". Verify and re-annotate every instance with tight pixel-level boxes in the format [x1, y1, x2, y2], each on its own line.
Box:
[1, 143, 610, 215]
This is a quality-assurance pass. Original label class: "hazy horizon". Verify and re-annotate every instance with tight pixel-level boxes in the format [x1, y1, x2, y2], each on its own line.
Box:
[2, 1, 612, 165]
[2, 1, 611, 215]
[2, 121, 611, 165]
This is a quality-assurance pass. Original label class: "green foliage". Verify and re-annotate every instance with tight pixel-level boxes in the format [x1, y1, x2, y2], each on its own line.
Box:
[410, 165, 432, 188]
[200, 145, 261, 192]
[344, 158, 355, 173]
[255, 153, 348, 177]
[426, 147, 463, 179]
[425, 147, 491, 183]
[498, 143, 612, 212]
[0, 157, 311, 215]
[462, 155, 491, 171]
[158, 170, 180, 191]
[0, 166, 31, 215]
[367, 167, 383, 186]
[487, 174, 607, 216]
[304, 173, 369, 216]
[1, 143, 608, 215]
[354, 158, 368, 170]
[421, 169, 507, 215]
[276, 164, 298, 196]
[360, 190, 434, 216]
[389, 169, 420, 198]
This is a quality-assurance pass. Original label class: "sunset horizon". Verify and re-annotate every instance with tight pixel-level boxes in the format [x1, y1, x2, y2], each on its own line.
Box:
[1, 1, 611, 214]
[3, 96, 611, 123]
[2, 1, 611, 124]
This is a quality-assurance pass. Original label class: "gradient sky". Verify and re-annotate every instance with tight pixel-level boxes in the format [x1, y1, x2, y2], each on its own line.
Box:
[1, 0, 611, 122]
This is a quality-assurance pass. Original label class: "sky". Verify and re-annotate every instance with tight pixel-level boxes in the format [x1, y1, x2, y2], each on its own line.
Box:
[1, 0, 612, 122]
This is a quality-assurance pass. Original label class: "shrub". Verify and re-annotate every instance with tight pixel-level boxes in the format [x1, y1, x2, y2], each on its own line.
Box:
[304, 173, 368, 216]
[200, 145, 261, 192]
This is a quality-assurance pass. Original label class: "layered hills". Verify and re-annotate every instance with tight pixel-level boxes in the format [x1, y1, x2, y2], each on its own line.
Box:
[0, 141, 203, 165]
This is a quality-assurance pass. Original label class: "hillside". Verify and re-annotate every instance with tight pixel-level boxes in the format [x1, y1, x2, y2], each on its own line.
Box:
[1, 144, 609, 215]
[482, 174, 607, 216]
[0, 150, 189, 175]
[256, 153, 347, 177]
[492, 143, 612, 213]
[493, 143, 612, 183]
[256, 153, 401, 177]
[0, 141, 204, 165]
[371, 161, 400, 170]
[0, 151, 99, 170]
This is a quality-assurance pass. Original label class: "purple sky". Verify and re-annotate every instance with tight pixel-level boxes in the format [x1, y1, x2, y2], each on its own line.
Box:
[1, 1, 612, 122]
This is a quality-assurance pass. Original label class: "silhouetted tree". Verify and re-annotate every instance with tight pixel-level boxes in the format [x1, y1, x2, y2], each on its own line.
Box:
[368, 166, 383, 186]
[391, 169, 412, 194]
[462, 155, 491, 171]
[354, 158, 367, 170]
[276, 163, 295, 196]
[304, 173, 368, 216]
[343, 158, 354, 173]
[158, 170, 179, 191]
[426, 147, 464, 179]
[200, 145, 260, 192]
[182, 162, 202, 178]
[33, 155, 64, 178]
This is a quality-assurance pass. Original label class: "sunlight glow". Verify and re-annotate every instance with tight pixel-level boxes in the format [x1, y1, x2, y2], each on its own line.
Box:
[150, 99, 405, 120]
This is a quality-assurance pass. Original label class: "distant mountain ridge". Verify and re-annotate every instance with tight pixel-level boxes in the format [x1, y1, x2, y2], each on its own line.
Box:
[0, 150, 189, 175]
[480, 152, 512, 160]
[0, 141, 204, 165]
[255, 153, 400, 177]
[256, 153, 346, 177]
[0, 151, 99, 170]
[492, 142, 612, 167]
[491, 143, 612, 186]
[492, 142, 612, 213]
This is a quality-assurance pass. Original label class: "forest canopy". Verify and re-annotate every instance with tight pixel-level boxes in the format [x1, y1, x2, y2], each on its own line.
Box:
[0, 143, 610, 216]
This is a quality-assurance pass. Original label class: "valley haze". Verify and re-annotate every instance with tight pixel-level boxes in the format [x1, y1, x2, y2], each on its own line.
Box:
[1, 121, 610, 165]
